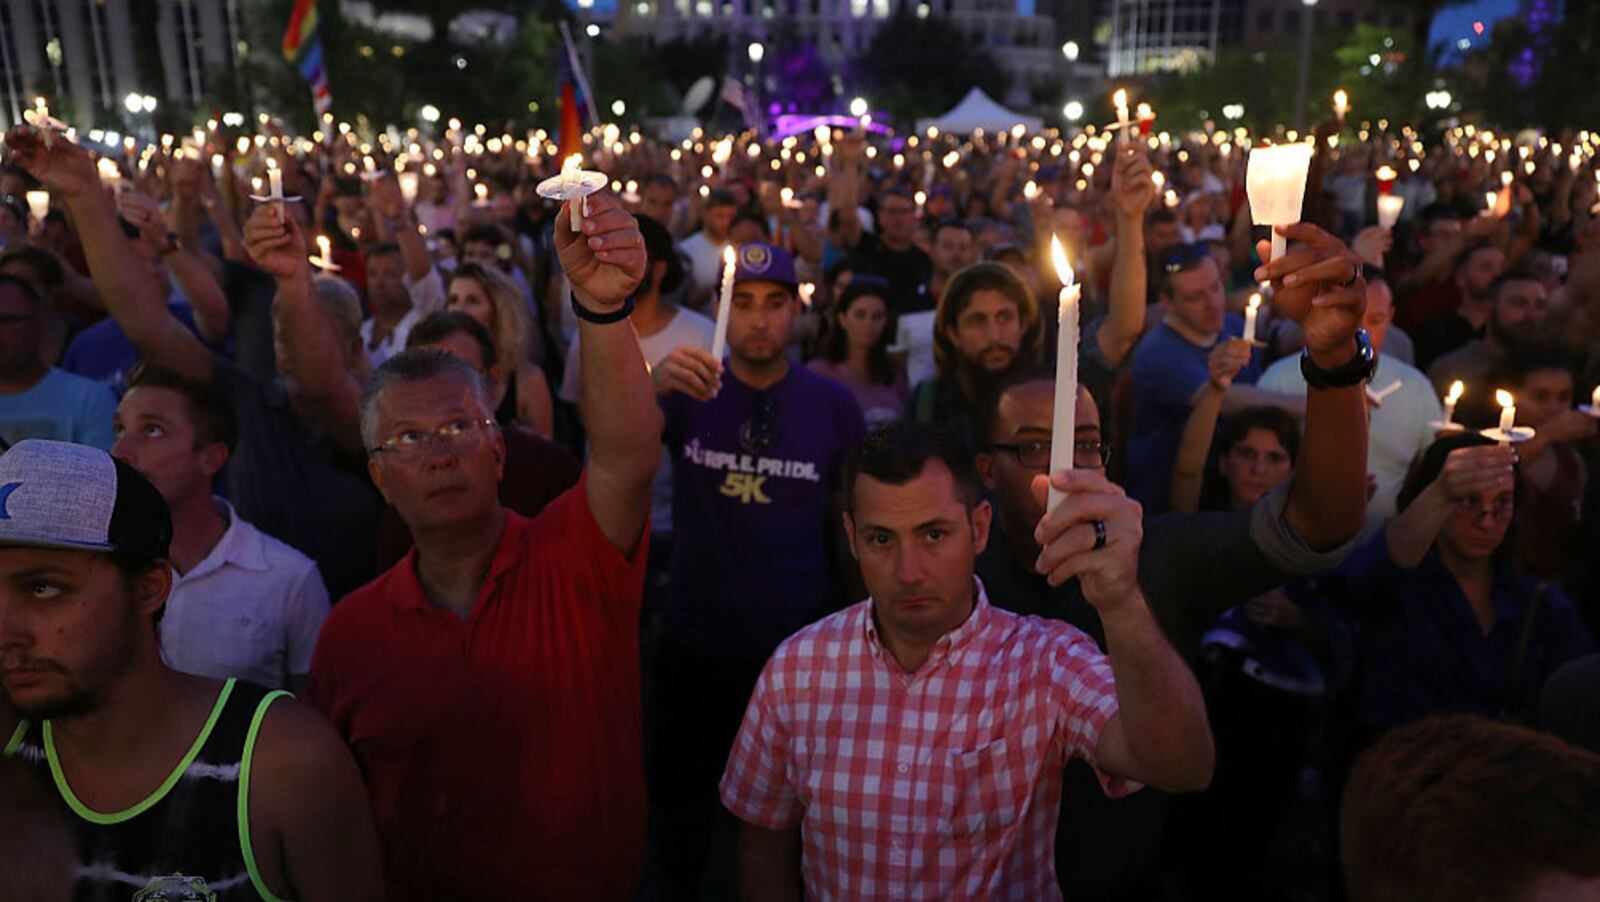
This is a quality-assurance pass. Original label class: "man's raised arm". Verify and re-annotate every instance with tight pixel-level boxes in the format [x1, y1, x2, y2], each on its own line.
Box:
[555, 192, 661, 555]
[4, 127, 213, 382]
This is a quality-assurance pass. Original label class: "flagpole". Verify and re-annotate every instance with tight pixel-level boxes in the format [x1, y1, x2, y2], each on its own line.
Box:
[559, 21, 602, 127]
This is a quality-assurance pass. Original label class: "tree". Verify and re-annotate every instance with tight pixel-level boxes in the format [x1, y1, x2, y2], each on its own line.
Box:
[850, 8, 1009, 129]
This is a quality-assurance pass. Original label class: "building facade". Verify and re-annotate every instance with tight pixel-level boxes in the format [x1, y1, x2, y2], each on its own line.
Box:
[609, 0, 1065, 100]
[1105, 0, 1412, 76]
[0, 0, 245, 130]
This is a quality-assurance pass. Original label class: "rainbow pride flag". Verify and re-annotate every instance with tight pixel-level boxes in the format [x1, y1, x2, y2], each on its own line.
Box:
[282, 0, 332, 117]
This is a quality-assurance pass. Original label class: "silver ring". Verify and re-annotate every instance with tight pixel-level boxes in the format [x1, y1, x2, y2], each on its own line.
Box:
[1092, 519, 1108, 551]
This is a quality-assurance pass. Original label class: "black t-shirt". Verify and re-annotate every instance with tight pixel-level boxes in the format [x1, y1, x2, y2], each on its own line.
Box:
[851, 234, 934, 317]
[210, 356, 379, 600]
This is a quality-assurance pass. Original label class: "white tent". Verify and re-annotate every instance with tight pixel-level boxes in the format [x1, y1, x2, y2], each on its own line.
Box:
[916, 88, 1042, 135]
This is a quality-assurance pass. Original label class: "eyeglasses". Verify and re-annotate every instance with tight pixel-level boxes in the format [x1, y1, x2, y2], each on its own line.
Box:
[990, 440, 1112, 470]
[1452, 495, 1514, 521]
[740, 393, 776, 455]
[371, 418, 497, 460]
[1161, 242, 1213, 274]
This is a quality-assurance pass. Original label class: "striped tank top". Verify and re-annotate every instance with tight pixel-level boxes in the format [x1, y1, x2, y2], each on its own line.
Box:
[2, 679, 291, 902]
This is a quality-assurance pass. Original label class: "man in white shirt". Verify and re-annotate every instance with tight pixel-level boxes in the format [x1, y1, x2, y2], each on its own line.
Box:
[1258, 275, 1441, 529]
[357, 242, 446, 368]
[110, 363, 330, 691]
[677, 188, 737, 308]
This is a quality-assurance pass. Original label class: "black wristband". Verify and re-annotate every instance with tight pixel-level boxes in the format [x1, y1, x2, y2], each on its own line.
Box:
[1300, 328, 1376, 390]
[570, 293, 635, 325]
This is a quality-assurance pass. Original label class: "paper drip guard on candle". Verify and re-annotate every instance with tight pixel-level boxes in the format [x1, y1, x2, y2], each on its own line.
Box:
[1246, 143, 1315, 262]
[22, 102, 70, 148]
[309, 235, 342, 273]
[537, 156, 608, 232]
[248, 161, 302, 222]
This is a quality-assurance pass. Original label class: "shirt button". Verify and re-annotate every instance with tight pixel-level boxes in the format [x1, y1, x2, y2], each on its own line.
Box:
[897, 763, 908, 774]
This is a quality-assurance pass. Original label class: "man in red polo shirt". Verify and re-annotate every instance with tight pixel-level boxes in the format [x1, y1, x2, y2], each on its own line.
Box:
[283, 191, 661, 900]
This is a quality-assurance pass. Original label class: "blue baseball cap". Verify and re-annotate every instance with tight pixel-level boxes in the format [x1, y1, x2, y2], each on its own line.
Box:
[732, 242, 798, 289]
[0, 440, 171, 561]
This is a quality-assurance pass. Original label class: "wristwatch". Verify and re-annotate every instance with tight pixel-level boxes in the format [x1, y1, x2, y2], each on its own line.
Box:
[1300, 328, 1376, 390]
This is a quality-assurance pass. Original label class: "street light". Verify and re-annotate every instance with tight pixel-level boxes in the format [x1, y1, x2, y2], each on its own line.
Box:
[586, 23, 600, 37]
[849, 97, 868, 117]
[124, 92, 143, 114]
[1061, 41, 1079, 62]
[1063, 100, 1084, 121]
[141, 95, 157, 113]
[748, 42, 764, 63]
[1294, 0, 1318, 132]
[420, 104, 441, 123]
[612, 99, 627, 116]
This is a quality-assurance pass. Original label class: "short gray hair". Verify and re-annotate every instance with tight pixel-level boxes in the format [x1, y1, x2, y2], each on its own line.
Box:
[359, 348, 496, 450]
[312, 276, 363, 345]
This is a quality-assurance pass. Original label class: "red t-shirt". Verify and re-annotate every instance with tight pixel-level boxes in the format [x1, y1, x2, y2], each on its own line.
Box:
[307, 475, 648, 901]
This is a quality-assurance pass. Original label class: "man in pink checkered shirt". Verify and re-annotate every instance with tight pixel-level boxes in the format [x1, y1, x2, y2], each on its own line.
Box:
[719, 421, 1215, 900]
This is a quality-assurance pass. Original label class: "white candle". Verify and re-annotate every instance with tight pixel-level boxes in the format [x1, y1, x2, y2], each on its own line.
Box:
[1047, 235, 1081, 513]
[398, 170, 419, 204]
[1243, 292, 1262, 343]
[1246, 143, 1315, 262]
[266, 159, 285, 222]
[24, 190, 49, 223]
[317, 235, 332, 265]
[1113, 89, 1130, 146]
[710, 245, 737, 361]
[1591, 385, 1600, 410]
[1443, 380, 1464, 424]
[1377, 194, 1405, 230]
[97, 158, 122, 193]
[1496, 389, 1517, 434]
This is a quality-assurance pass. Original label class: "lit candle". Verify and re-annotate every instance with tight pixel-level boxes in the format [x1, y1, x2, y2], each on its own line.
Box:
[474, 183, 489, 205]
[1113, 89, 1130, 146]
[97, 158, 122, 193]
[1496, 389, 1517, 435]
[1047, 234, 1081, 512]
[1135, 102, 1155, 136]
[1590, 384, 1600, 410]
[24, 190, 49, 223]
[398, 170, 419, 204]
[1246, 142, 1315, 262]
[23, 97, 68, 148]
[798, 283, 815, 308]
[1333, 89, 1349, 123]
[1484, 191, 1498, 216]
[1023, 180, 1039, 200]
[1377, 194, 1405, 230]
[914, 190, 927, 214]
[1374, 164, 1398, 194]
[1243, 292, 1262, 343]
[710, 245, 737, 362]
[1443, 380, 1464, 425]
[1500, 170, 1513, 188]
[536, 154, 608, 232]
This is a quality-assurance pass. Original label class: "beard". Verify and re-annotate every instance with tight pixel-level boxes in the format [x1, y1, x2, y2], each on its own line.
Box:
[1, 604, 139, 722]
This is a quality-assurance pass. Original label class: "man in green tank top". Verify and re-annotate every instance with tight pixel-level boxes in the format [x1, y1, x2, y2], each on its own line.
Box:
[0, 438, 382, 901]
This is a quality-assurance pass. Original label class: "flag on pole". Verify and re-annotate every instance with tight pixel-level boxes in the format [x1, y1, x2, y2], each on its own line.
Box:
[720, 75, 758, 130]
[556, 22, 599, 162]
[282, 0, 332, 118]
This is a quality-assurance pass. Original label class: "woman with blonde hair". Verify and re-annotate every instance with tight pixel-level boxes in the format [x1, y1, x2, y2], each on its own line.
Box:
[445, 263, 554, 438]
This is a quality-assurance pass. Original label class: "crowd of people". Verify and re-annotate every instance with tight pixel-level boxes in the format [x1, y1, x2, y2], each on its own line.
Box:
[1, 103, 1599, 901]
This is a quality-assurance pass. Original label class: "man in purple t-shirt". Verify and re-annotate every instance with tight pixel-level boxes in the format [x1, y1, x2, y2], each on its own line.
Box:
[648, 242, 867, 898]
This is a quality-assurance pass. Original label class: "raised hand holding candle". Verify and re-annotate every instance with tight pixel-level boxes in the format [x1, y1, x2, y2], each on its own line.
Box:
[248, 158, 302, 224]
[1246, 142, 1315, 262]
[1243, 292, 1262, 344]
[1047, 235, 1081, 513]
[710, 245, 738, 362]
[309, 234, 342, 273]
[536, 154, 608, 232]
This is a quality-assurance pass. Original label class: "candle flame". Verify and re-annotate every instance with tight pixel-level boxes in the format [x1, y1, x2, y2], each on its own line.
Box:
[914, 190, 927, 207]
[97, 158, 120, 180]
[1113, 89, 1128, 113]
[1049, 235, 1074, 289]
[942, 151, 960, 168]
[1247, 292, 1262, 314]
[1136, 102, 1153, 120]
[1023, 180, 1038, 199]
[1447, 380, 1464, 404]
[1375, 165, 1396, 181]
[266, 157, 278, 171]
[780, 186, 794, 204]
[1496, 389, 1514, 408]
[1333, 89, 1349, 115]
[562, 154, 582, 174]
[1501, 170, 1513, 187]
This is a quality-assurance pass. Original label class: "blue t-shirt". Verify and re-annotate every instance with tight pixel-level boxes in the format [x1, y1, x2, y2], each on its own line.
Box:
[0, 368, 116, 450]
[60, 301, 202, 396]
[1124, 313, 1262, 513]
[661, 365, 868, 659]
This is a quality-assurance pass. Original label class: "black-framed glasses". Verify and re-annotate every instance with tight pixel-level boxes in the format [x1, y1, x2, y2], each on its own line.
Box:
[370, 418, 497, 460]
[740, 393, 776, 455]
[990, 440, 1112, 470]
[1451, 495, 1514, 521]
[1160, 242, 1212, 274]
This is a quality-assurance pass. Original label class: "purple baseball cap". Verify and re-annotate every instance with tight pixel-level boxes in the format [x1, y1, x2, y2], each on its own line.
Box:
[732, 242, 798, 289]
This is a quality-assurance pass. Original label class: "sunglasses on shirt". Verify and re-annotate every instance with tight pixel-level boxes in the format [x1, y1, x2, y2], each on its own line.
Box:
[741, 393, 775, 455]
